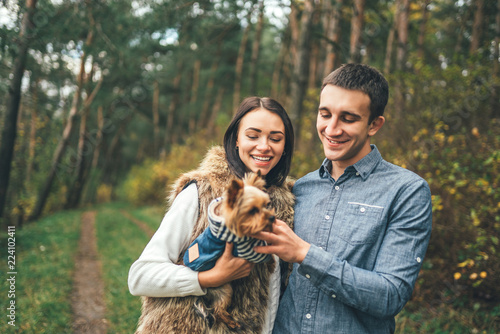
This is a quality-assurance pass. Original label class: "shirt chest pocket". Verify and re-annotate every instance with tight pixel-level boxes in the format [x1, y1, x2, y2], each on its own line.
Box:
[335, 202, 384, 245]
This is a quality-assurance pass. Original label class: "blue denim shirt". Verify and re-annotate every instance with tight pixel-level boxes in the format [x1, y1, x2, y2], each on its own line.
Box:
[273, 145, 432, 334]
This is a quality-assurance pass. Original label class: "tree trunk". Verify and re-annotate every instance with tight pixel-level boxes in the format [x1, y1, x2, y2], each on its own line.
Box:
[163, 64, 183, 152]
[470, 0, 485, 53]
[152, 80, 160, 156]
[29, 28, 97, 221]
[454, 5, 472, 55]
[384, 17, 397, 74]
[91, 106, 104, 169]
[233, 12, 252, 113]
[308, 8, 321, 89]
[492, 0, 500, 119]
[323, 0, 343, 78]
[417, 0, 431, 59]
[396, 0, 410, 71]
[207, 87, 225, 137]
[27, 78, 39, 186]
[0, 0, 38, 219]
[199, 53, 220, 129]
[271, 29, 289, 99]
[66, 64, 97, 209]
[249, 0, 265, 94]
[349, 0, 365, 63]
[102, 115, 131, 185]
[289, 2, 300, 69]
[189, 59, 201, 132]
[289, 0, 315, 144]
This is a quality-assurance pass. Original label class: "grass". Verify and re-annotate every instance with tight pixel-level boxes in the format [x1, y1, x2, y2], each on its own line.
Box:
[0, 210, 81, 334]
[127, 205, 164, 231]
[1, 203, 498, 333]
[396, 304, 500, 333]
[95, 206, 153, 333]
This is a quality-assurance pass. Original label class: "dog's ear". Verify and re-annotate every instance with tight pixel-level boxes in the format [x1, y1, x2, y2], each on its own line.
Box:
[226, 179, 244, 208]
[244, 172, 266, 190]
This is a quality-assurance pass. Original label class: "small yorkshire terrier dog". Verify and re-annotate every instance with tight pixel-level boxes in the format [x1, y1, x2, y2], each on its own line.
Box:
[135, 172, 276, 333]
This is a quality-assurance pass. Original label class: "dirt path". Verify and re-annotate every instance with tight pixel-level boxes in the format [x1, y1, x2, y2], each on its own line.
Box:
[71, 211, 108, 334]
[120, 209, 155, 238]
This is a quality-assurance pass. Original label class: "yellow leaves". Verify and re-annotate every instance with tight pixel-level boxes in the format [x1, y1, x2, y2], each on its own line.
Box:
[434, 131, 445, 143]
[97, 184, 112, 203]
[475, 178, 489, 188]
[470, 209, 481, 226]
[458, 259, 474, 268]
[454, 271, 487, 280]
[431, 195, 443, 212]
[412, 128, 429, 142]
[478, 252, 489, 260]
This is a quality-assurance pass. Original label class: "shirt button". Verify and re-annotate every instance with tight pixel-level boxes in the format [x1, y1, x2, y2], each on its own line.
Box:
[306, 314, 312, 319]
[356, 172, 360, 176]
[332, 294, 336, 298]
[416, 257, 422, 263]
[360, 207, 366, 213]
[335, 186, 340, 190]
[305, 274, 311, 279]
[325, 215, 330, 220]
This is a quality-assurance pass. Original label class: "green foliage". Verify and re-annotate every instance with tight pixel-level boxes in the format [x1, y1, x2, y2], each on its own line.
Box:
[118, 136, 209, 205]
[396, 304, 500, 333]
[378, 61, 500, 310]
[0, 210, 81, 333]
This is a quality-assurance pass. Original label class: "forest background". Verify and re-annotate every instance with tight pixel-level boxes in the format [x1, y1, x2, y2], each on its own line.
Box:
[0, 0, 499, 332]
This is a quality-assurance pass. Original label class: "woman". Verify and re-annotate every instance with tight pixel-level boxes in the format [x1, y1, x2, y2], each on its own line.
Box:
[128, 97, 295, 333]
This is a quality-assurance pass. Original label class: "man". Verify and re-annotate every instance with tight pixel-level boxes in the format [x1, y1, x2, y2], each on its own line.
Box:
[254, 63, 432, 333]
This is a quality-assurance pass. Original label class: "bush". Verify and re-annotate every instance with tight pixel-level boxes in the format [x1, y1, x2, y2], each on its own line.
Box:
[378, 61, 500, 311]
[118, 138, 208, 206]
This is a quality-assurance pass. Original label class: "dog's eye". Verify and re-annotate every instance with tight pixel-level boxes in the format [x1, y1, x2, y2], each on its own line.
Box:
[266, 202, 273, 209]
[249, 207, 259, 215]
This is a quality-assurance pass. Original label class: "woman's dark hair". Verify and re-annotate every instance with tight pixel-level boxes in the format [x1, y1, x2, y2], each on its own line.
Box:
[224, 97, 294, 187]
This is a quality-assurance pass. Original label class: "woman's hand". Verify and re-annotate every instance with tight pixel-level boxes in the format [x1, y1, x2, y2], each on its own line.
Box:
[198, 242, 254, 289]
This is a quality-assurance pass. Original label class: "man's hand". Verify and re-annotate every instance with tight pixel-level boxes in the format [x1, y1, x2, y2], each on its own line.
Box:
[253, 219, 310, 264]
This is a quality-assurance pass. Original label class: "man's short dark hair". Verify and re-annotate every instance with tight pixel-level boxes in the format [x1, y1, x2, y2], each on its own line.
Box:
[322, 64, 389, 123]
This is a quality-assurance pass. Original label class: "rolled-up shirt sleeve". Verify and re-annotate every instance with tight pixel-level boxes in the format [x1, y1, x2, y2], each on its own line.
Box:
[298, 178, 432, 319]
[128, 183, 206, 297]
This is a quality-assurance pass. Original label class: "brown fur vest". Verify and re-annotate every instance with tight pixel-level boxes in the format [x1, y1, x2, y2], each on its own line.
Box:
[136, 146, 295, 334]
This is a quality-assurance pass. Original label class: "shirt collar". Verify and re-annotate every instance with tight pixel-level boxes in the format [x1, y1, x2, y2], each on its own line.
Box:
[319, 145, 382, 181]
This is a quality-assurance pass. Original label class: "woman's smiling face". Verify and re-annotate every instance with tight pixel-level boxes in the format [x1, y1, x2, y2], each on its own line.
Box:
[236, 108, 286, 177]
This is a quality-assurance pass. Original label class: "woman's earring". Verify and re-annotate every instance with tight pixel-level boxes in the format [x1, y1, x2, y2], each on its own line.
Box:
[236, 146, 239, 151]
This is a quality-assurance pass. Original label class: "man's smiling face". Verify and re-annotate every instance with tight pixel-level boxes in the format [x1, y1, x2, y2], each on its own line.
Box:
[317, 84, 384, 176]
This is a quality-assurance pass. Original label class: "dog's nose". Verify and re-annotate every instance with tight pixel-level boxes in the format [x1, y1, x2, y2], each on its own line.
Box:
[269, 215, 275, 222]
